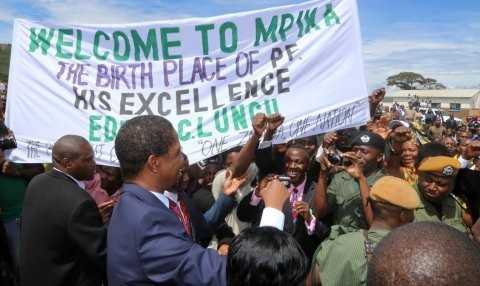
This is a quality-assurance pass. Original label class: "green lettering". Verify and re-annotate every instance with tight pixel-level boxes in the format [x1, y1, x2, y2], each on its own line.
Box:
[104, 116, 117, 142]
[248, 102, 262, 120]
[93, 31, 110, 60]
[197, 117, 212, 138]
[56, 29, 73, 59]
[265, 100, 275, 115]
[214, 108, 229, 133]
[195, 24, 214, 55]
[279, 13, 294, 41]
[324, 3, 340, 26]
[28, 28, 55, 55]
[89, 115, 102, 142]
[296, 10, 305, 38]
[160, 27, 181, 60]
[272, 98, 279, 113]
[113, 31, 130, 61]
[74, 29, 90, 60]
[231, 104, 248, 130]
[219, 22, 237, 53]
[254, 16, 278, 46]
[304, 8, 319, 34]
[131, 29, 159, 61]
[178, 119, 192, 141]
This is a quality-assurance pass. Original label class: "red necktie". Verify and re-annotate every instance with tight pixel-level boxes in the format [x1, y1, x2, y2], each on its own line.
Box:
[168, 198, 192, 237]
[291, 188, 299, 220]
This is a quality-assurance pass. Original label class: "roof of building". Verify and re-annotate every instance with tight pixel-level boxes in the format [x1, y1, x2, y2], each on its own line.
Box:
[386, 89, 480, 98]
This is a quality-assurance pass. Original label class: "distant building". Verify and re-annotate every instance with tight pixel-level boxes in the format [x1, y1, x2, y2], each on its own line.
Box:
[383, 89, 480, 111]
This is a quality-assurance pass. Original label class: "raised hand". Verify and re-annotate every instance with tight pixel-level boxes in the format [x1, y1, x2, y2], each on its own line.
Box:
[260, 178, 289, 211]
[322, 132, 338, 149]
[390, 126, 412, 144]
[341, 152, 364, 180]
[369, 88, 386, 106]
[267, 113, 285, 132]
[252, 113, 268, 137]
[223, 170, 247, 196]
[98, 200, 116, 224]
[294, 201, 312, 222]
[217, 244, 229, 256]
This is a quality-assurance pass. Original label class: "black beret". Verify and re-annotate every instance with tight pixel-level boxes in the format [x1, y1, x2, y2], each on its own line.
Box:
[350, 131, 385, 151]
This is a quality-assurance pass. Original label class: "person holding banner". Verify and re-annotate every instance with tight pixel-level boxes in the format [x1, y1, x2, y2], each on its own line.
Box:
[234, 113, 329, 261]
[108, 115, 290, 286]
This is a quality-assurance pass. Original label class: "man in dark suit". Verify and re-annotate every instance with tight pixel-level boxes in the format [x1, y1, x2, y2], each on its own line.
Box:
[19, 135, 106, 286]
[233, 113, 329, 260]
[108, 115, 290, 286]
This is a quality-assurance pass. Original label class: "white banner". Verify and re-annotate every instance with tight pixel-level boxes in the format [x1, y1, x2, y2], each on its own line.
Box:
[6, 0, 369, 165]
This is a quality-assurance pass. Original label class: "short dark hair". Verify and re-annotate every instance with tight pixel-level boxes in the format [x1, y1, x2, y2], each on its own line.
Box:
[227, 227, 308, 286]
[417, 142, 450, 164]
[370, 200, 405, 220]
[367, 222, 480, 286]
[115, 115, 176, 179]
[286, 143, 310, 159]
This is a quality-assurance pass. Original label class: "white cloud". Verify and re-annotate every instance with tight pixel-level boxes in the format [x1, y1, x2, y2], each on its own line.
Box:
[362, 37, 480, 90]
[30, 0, 192, 24]
[362, 40, 464, 61]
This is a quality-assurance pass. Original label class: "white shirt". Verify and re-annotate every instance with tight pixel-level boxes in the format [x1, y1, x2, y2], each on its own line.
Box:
[53, 167, 85, 189]
[149, 190, 285, 231]
[150, 190, 170, 207]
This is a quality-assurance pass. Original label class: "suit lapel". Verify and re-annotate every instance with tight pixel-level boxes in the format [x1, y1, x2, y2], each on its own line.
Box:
[49, 169, 81, 187]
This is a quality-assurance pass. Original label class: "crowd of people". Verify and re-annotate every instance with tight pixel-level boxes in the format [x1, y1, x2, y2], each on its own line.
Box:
[0, 87, 480, 286]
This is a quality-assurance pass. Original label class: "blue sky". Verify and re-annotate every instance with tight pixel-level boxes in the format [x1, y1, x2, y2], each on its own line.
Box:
[0, 0, 479, 90]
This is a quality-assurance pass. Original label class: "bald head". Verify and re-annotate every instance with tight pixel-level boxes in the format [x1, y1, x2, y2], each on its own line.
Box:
[367, 222, 480, 286]
[52, 135, 95, 180]
[53, 135, 90, 161]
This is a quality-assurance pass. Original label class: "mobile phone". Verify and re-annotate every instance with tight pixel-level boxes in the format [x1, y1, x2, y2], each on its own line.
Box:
[277, 176, 291, 188]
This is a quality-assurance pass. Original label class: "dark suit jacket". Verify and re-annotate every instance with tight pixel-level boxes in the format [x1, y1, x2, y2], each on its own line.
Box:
[19, 170, 107, 286]
[237, 179, 329, 260]
[107, 183, 227, 286]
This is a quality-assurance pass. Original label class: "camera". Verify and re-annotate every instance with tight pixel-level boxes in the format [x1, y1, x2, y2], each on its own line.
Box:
[327, 151, 344, 165]
[277, 176, 292, 188]
[327, 150, 352, 166]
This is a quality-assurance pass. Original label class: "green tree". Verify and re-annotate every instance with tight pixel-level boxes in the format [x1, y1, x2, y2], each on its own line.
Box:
[422, 78, 446, 90]
[387, 72, 425, 90]
[387, 72, 446, 90]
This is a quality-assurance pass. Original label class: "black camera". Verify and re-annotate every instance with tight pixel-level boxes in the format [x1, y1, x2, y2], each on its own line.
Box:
[327, 151, 344, 165]
[0, 123, 17, 151]
[327, 151, 351, 166]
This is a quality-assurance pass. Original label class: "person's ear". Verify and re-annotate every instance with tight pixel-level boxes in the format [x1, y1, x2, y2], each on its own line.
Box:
[146, 155, 161, 174]
[399, 210, 414, 224]
[377, 152, 384, 164]
[62, 158, 73, 170]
